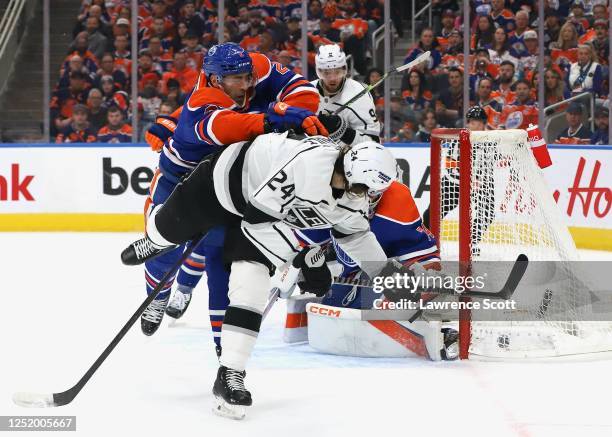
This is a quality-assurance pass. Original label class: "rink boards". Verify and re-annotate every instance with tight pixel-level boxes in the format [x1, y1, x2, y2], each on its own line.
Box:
[0, 142, 610, 250]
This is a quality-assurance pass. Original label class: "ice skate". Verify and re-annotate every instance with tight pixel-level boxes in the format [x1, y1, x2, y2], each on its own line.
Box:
[212, 366, 252, 420]
[165, 287, 192, 319]
[141, 295, 170, 336]
[121, 236, 174, 266]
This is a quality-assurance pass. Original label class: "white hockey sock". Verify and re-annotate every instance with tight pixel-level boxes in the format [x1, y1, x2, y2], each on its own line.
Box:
[219, 261, 271, 371]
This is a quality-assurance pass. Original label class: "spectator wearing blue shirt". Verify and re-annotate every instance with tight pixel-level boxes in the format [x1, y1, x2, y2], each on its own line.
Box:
[591, 107, 609, 145]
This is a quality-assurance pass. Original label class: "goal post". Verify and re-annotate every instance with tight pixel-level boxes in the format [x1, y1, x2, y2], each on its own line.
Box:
[429, 128, 612, 359]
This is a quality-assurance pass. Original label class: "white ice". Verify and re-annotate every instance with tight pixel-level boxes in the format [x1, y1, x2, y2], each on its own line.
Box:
[2, 233, 612, 437]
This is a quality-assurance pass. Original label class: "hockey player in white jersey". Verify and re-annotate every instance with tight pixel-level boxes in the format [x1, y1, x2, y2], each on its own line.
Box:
[121, 132, 399, 419]
[312, 44, 381, 146]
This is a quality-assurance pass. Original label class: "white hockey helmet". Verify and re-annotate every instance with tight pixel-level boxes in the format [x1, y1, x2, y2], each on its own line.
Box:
[315, 44, 347, 74]
[343, 142, 397, 195]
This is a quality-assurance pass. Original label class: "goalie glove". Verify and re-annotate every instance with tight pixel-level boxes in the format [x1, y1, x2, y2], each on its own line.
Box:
[317, 113, 356, 145]
[377, 259, 421, 303]
[292, 246, 331, 297]
[263, 102, 329, 137]
[145, 115, 178, 152]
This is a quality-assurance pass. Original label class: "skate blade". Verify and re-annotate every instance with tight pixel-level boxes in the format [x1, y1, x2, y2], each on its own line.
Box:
[212, 396, 247, 420]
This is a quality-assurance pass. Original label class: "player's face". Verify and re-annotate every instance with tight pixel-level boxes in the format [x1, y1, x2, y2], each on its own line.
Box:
[467, 119, 486, 131]
[319, 67, 346, 93]
[218, 72, 254, 107]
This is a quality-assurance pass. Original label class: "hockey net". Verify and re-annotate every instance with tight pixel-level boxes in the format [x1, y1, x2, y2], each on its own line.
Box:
[430, 128, 612, 359]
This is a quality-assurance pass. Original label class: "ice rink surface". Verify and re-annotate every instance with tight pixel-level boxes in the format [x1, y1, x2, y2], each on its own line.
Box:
[2, 232, 612, 437]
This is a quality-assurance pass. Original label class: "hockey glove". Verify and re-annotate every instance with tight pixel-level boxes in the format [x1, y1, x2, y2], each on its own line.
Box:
[145, 115, 178, 152]
[292, 246, 332, 297]
[317, 113, 354, 144]
[377, 259, 421, 303]
[264, 102, 329, 137]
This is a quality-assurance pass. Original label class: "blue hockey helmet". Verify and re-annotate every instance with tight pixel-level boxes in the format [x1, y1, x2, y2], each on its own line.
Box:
[203, 42, 253, 79]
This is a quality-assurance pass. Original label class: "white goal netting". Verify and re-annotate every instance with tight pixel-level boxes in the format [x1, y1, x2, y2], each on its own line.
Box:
[432, 128, 612, 359]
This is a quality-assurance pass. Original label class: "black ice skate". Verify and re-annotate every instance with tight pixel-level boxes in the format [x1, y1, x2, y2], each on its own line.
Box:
[441, 327, 459, 361]
[141, 295, 169, 336]
[165, 288, 192, 319]
[212, 366, 252, 420]
[121, 236, 174, 266]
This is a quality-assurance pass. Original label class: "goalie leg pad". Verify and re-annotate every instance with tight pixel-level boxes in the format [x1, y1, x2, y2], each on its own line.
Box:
[306, 303, 451, 360]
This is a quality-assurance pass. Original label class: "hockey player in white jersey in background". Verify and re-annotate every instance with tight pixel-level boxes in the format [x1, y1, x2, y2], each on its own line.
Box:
[312, 44, 381, 146]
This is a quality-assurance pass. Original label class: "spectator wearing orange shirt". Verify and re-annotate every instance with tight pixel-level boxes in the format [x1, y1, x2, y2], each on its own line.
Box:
[489, 0, 515, 33]
[530, 68, 570, 114]
[472, 15, 495, 51]
[590, 20, 609, 66]
[147, 36, 174, 72]
[551, 22, 579, 71]
[141, 0, 175, 38]
[492, 60, 517, 105]
[436, 9, 457, 52]
[141, 17, 174, 52]
[94, 53, 128, 90]
[55, 104, 97, 143]
[401, 69, 433, 112]
[50, 71, 90, 135]
[181, 32, 205, 70]
[500, 79, 538, 130]
[97, 106, 133, 143]
[112, 33, 132, 76]
[162, 52, 198, 94]
[66, 31, 99, 73]
[331, 0, 368, 74]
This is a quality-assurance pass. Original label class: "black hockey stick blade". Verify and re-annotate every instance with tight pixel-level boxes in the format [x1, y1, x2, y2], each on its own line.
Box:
[332, 254, 529, 301]
[459, 254, 529, 300]
[13, 234, 207, 408]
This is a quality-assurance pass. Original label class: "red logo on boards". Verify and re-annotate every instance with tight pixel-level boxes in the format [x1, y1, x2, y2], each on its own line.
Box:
[0, 164, 34, 201]
[553, 158, 611, 218]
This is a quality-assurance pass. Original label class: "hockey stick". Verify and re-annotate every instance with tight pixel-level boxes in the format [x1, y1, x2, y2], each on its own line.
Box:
[332, 254, 529, 301]
[333, 50, 431, 115]
[13, 234, 207, 408]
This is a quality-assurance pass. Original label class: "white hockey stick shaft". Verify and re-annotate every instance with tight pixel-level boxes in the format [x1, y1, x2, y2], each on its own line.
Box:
[333, 50, 431, 115]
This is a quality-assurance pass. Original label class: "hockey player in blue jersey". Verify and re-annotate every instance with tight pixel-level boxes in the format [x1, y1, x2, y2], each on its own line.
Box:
[140, 42, 326, 338]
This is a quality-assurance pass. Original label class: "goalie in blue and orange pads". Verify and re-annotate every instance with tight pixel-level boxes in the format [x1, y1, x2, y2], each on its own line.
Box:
[139, 42, 326, 338]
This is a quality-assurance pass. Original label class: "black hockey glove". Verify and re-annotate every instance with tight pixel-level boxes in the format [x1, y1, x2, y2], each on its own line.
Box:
[317, 113, 355, 144]
[292, 246, 332, 297]
[377, 259, 421, 303]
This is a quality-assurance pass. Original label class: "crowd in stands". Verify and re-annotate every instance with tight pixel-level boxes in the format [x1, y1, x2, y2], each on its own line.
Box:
[49, 0, 392, 143]
[392, 0, 610, 145]
[48, 0, 610, 145]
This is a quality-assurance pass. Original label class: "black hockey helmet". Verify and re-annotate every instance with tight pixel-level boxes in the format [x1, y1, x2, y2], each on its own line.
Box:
[466, 106, 487, 122]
